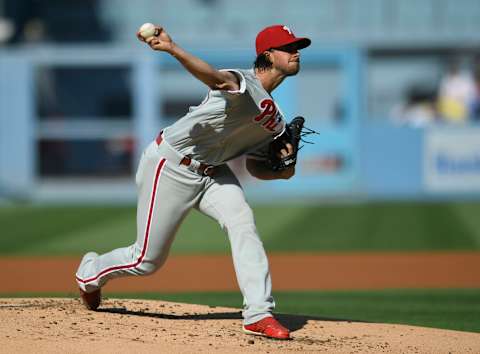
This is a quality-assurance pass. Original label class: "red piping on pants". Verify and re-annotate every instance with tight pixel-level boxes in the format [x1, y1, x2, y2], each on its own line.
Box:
[76, 158, 166, 284]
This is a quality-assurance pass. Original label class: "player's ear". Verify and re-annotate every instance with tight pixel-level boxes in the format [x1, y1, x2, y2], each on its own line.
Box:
[264, 50, 273, 62]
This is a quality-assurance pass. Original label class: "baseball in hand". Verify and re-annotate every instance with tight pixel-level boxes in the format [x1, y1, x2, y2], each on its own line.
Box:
[138, 23, 157, 39]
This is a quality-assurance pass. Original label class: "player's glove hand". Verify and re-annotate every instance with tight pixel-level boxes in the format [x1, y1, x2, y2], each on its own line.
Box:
[265, 116, 307, 171]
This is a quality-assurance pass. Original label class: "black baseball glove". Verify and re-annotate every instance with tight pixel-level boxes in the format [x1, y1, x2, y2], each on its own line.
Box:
[265, 116, 307, 171]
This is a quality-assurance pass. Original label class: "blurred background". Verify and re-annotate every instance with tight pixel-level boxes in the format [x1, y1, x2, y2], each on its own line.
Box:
[1, 0, 479, 203]
[0, 0, 480, 333]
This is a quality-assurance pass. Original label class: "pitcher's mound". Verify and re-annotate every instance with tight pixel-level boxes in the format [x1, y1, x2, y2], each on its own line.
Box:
[0, 298, 478, 353]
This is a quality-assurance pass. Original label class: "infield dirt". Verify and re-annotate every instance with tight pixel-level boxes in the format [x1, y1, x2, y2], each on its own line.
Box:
[1, 298, 479, 354]
[2, 253, 480, 353]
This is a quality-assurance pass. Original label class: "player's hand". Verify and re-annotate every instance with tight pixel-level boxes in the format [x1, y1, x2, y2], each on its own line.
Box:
[276, 143, 295, 179]
[137, 26, 174, 53]
[277, 143, 294, 159]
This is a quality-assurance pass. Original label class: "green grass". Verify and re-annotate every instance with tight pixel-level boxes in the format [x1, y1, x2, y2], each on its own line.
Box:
[3, 289, 479, 333]
[1, 202, 480, 255]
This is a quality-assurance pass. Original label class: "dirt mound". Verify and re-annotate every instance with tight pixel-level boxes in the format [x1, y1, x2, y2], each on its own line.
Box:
[1, 298, 479, 353]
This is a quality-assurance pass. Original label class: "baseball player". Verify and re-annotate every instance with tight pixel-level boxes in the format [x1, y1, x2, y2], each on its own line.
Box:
[76, 24, 311, 340]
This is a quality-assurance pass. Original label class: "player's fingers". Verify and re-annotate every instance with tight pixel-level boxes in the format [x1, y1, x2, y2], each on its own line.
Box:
[148, 39, 162, 49]
[151, 43, 169, 51]
[145, 36, 156, 44]
[278, 143, 294, 158]
[136, 31, 145, 42]
[285, 143, 294, 155]
[154, 26, 163, 36]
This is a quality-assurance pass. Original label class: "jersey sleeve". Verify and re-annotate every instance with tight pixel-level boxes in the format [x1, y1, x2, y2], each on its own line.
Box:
[219, 69, 247, 95]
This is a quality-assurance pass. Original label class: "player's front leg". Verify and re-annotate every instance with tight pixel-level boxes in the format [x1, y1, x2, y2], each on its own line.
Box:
[76, 144, 197, 307]
[196, 166, 289, 338]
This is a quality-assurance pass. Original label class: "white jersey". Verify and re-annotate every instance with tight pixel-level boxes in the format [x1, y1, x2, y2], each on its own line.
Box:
[163, 69, 286, 165]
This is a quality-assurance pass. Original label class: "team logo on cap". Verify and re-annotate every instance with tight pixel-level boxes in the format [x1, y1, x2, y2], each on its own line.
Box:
[282, 26, 292, 35]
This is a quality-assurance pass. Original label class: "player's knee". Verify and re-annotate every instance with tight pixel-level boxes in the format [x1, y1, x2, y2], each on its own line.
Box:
[129, 242, 169, 276]
[134, 260, 158, 276]
[135, 251, 170, 276]
[225, 203, 255, 230]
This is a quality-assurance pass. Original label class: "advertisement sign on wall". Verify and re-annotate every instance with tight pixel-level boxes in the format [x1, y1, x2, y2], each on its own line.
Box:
[424, 128, 480, 192]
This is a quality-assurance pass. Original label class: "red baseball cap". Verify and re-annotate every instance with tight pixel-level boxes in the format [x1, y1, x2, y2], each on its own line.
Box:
[255, 25, 311, 55]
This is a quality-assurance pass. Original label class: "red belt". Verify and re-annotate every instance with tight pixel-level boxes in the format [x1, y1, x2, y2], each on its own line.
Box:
[155, 132, 215, 176]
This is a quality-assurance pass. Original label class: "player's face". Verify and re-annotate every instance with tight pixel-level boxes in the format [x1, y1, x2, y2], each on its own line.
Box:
[270, 43, 301, 76]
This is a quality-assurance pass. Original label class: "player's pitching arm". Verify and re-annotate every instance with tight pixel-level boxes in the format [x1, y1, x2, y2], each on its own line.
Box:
[137, 25, 239, 91]
[246, 143, 295, 180]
